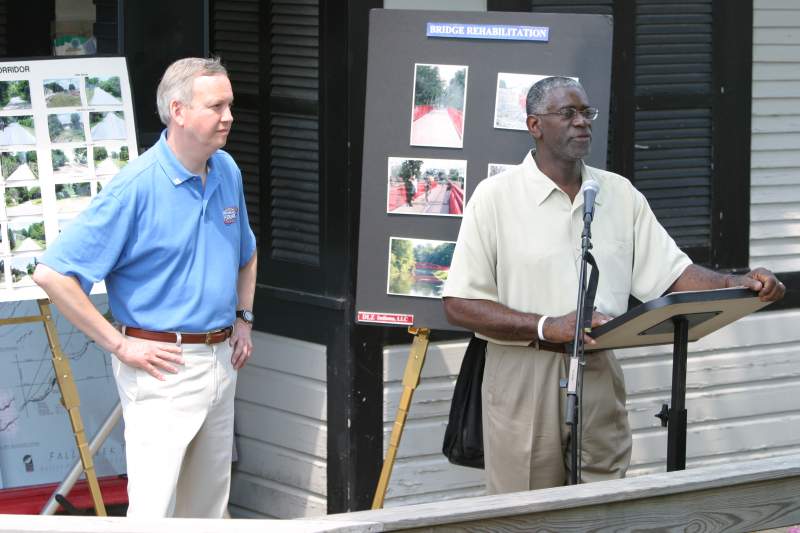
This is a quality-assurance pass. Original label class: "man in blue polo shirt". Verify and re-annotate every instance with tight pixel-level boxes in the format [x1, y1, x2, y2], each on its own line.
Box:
[33, 57, 257, 518]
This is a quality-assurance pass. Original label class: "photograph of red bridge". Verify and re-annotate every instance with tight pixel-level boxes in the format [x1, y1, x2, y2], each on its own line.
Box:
[409, 63, 468, 148]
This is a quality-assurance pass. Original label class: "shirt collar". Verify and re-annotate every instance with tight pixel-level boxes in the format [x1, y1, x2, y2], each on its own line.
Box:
[524, 151, 603, 208]
[154, 129, 202, 186]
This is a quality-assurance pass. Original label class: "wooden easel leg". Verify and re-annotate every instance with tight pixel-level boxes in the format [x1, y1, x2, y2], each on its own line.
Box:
[36, 299, 107, 517]
[371, 327, 430, 510]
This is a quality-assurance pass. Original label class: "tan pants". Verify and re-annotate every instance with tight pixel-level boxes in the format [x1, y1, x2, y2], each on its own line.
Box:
[481, 343, 631, 493]
[112, 339, 237, 517]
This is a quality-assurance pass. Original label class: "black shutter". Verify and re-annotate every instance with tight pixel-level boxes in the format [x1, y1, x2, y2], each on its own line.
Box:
[212, 1, 262, 244]
[529, 1, 613, 14]
[528, 0, 716, 262]
[0, 1, 7, 56]
[632, 0, 713, 259]
[268, 0, 321, 267]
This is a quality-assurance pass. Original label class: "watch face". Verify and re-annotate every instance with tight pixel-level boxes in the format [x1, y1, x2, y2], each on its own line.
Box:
[238, 310, 254, 323]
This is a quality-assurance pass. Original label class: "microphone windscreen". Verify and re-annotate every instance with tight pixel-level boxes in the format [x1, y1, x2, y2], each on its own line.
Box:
[581, 179, 600, 195]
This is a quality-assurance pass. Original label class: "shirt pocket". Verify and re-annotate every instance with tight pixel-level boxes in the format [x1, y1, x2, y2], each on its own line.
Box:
[591, 237, 634, 314]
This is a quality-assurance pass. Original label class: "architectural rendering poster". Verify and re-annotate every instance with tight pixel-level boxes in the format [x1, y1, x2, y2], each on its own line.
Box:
[0, 58, 135, 491]
[409, 63, 468, 148]
[387, 237, 456, 299]
[0, 57, 137, 303]
[386, 157, 467, 217]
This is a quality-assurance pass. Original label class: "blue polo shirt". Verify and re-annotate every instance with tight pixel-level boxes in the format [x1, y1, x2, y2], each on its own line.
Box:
[41, 130, 257, 332]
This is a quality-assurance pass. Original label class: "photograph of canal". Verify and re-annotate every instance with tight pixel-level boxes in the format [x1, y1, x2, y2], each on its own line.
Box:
[387, 236, 455, 298]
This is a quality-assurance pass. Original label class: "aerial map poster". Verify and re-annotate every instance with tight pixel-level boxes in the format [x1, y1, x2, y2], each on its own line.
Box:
[0, 57, 136, 490]
[0, 57, 138, 303]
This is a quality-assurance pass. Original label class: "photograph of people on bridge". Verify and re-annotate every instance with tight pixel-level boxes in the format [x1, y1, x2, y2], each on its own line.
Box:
[387, 157, 466, 217]
[410, 63, 468, 148]
[387, 236, 455, 299]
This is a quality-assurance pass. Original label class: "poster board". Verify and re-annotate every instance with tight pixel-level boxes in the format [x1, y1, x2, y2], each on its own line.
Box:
[355, 10, 613, 330]
[0, 56, 138, 302]
[0, 57, 135, 490]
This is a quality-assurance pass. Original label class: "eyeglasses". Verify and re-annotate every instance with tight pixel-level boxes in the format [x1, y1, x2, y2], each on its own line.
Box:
[534, 107, 599, 121]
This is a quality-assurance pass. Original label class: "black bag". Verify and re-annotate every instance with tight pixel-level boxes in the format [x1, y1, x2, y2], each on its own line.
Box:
[442, 336, 487, 469]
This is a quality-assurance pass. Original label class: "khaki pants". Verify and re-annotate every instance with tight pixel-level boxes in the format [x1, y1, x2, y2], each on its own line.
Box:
[112, 338, 237, 517]
[481, 343, 631, 493]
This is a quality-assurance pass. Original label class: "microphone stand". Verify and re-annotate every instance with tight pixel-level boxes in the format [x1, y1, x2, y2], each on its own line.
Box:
[565, 208, 595, 485]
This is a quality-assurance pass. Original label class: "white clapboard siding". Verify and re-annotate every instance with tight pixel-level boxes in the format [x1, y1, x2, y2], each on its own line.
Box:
[751, 0, 800, 272]
[381, 309, 800, 506]
[230, 331, 328, 519]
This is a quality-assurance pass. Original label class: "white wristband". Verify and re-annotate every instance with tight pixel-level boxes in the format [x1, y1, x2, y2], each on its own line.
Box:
[537, 315, 549, 342]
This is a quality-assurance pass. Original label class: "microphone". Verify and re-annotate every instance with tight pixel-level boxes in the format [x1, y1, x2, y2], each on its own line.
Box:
[581, 179, 600, 223]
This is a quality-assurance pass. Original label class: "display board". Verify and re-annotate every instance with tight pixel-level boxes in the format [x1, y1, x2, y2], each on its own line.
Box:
[355, 10, 613, 330]
[0, 56, 138, 302]
[0, 57, 135, 489]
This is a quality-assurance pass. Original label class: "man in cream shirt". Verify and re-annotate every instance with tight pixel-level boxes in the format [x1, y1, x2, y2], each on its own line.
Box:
[443, 76, 785, 493]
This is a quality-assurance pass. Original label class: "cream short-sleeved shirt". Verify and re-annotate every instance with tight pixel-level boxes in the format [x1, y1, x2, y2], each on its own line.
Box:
[443, 151, 692, 344]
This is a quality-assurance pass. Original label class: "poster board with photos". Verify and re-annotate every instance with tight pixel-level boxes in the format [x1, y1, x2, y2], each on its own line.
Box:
[355, 9, 613, 330]
[0, 56, 137, 303]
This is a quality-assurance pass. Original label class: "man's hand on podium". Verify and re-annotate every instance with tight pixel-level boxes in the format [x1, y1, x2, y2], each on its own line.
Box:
[542, 310, 613, 345]
[726, 267, 786, 302]
[670, 264, 785, 303]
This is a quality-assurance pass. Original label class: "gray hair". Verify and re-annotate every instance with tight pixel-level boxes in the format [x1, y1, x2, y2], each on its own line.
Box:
[525, 76, 585, 116]
[156, 57, 228, 126]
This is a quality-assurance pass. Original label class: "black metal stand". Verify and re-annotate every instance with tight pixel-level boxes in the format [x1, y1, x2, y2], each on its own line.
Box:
[653, 315, 690, 471]
[586, 287, 773, 474]
[666, 316, 689, 471]
[565, 219, 595, 485]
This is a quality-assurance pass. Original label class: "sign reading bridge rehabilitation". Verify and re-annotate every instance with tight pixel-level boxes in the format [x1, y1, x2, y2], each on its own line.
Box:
[426, 22, 550, 41]
[0, 57, 138, 303]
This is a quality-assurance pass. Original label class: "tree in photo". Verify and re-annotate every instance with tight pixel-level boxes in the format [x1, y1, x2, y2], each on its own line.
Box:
[120, 145, 129, 161]
[94, 146, 108, 162]
[70, 113, 82, 130]
[8, 81, 30, 102]
[17, 116, 34, 129]
[101, 77, 121, 97]
[56, 183, 77, 199]
[25, 151, 38, 176]
[52, 149, 67, 169]
[26, 257, 40, 276]
[389, 238, 416, 294]
[443, 68, 466, 110]
[75, 147, 88, 165]
[48, 115, 64, 137]
[414, 65, 444, 107]
[1, 153, 19, 177]
[28, 222, 45, 242]
[44, 81, 64, 94]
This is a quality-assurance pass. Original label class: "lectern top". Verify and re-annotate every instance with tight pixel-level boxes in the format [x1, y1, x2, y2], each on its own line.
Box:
[585, 287, 771, 351]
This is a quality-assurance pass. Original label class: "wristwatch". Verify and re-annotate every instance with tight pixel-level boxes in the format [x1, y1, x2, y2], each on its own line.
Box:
[236, 309, 254, 325]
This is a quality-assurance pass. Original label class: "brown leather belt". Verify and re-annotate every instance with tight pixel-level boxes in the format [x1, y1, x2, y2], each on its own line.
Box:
[529, 338, 569, 353]
[124, 326, 233, 345]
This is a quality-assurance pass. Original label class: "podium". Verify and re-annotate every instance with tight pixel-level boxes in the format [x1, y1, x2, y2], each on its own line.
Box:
[585, 287, 772, 471]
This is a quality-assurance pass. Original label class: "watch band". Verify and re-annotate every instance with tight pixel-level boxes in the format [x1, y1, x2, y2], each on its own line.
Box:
[236, 309, 254, 324]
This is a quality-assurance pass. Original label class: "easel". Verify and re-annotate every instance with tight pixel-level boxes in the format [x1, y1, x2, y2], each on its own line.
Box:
[372, 326, 430, 509]
[0, 299, 107, 516]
